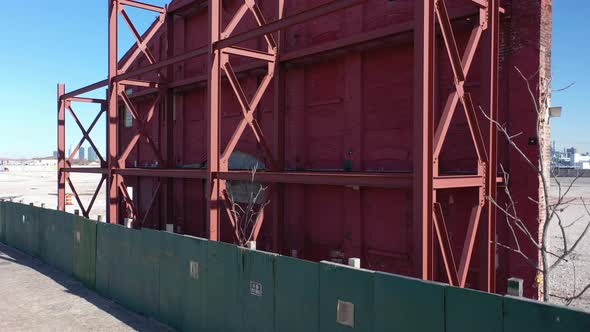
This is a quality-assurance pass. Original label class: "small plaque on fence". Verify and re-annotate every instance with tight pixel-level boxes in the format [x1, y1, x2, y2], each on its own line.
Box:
[189, 261, 199, 280]
[250, 281, 263, 297]
[336, 300, 355, 327]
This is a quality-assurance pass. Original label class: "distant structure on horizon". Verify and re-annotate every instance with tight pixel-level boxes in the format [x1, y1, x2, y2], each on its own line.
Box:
[551, 143, 590, 170]
[53, 151, 58, 159]
[79, 147, 86, 161]
[87, 148, 97, 162]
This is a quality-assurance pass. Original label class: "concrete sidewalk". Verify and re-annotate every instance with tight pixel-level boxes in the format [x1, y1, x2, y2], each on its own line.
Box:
[0, 243, 172, 331]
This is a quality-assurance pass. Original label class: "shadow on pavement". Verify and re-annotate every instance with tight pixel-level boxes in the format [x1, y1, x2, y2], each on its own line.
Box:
[0, 242, 173, 332]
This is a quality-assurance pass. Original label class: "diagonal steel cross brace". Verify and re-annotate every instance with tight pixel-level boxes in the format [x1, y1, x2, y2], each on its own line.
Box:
[118, 4, 166, 73]
[433, 0, 487, 163]
[67, 175, 105, 219]
[118, 90, 164, 167]
[66, 105, 106, 165]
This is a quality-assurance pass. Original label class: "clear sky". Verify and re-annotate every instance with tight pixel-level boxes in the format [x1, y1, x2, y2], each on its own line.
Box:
[0, 0, 168, 159]
[551, 1, 590, 153]
[0, 1, 588, 158]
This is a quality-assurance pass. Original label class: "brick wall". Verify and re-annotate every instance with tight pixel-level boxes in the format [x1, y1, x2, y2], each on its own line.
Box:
[537, 0, 553, 300]
[503, 0, 553, 299]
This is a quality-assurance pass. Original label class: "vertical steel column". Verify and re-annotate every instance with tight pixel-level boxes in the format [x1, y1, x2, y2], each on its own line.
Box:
[485, 0, 499, 293]
[107, 0, 120, 224]
[57, 84, 66, 211]
[272, 0, 286, 253]
[413, 0, 435, 280]
[207, 0, 222, 241]
[164, 9, 175, 230]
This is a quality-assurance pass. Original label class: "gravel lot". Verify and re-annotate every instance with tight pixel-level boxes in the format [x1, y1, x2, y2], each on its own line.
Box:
[0, 165, 106, 220]
[1, 166, 588, 311]
[547, 177, 590, 311]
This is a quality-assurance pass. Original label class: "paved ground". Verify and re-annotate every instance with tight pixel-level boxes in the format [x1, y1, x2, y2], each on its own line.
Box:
[0, 243, 171, 332]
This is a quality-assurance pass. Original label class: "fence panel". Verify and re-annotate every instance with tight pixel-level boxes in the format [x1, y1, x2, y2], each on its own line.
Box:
[240, 249, 277, 332]
[204, 240, 242, 332]
[373, 272, 445, 332]
[42, 209, 74, 275]
[4, 202, 23, 251]
[159, 232, 208, 331]
[275, 255, 319, 332]
[95, 222, 116, 298]
[0, 202, 4, 243]
[136, 228, 161, 318]
[102, 226, 160, 317]
[73, 216, 97, 289]
[23, 205, 40, 257]
[319, 262, 374, 332]
[504, 296, 590, 332]
[446, 286, 503, 332]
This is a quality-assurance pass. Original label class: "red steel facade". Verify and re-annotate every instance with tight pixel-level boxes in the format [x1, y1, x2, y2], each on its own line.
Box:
[58, 0, 551, 298]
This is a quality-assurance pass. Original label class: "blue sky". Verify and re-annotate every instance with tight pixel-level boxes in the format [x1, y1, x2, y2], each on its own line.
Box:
[0, 1, 588, 158]
[0, 0, 168, 159]
[551, 1, 590, 152]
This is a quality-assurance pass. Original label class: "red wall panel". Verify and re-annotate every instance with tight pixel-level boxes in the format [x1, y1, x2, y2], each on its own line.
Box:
[116, 0, 547, 296]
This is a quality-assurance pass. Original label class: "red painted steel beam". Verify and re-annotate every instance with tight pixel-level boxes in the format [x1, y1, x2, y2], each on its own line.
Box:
[207, 0, 222, 241]
[68, 97, 107, 104]
[66, 107, 106, 165]
[115, 46, 208, 82]
[57, 84, 66, 211]
[119, 0, 165, 13]
[116, 0, 365, 82]
[414, 0, 436, 280]
[61, 79, 108, 100]
[117, 168, 207, 179]
[140, 180, 161, 225]
[64, 5, 482, 102]
[119, 9, 165, 73]
[433, 24, 483, 159]
[458, 204, 484, 287]
[167, 0, 207, 14]
[87, 175, 106, 217]
[433, 175, 484, 189]
[433, 203, 460, 286]
[119, 79, 162, 88]
[107, 0, 120, 224]
[163, 10, 175, 231]
[67, 178, 88, 217]
[171, 6, 484, 92]
[222, 46, 276, 62]
[272, 0, 286, 254]
[471, 0, 506, 14]
[216, 171, 413, 188]
[63, 166, 500, 190]
[216, 0, 365, 50]
[485, 0, 500, 293]
[63, 167, 109, 174]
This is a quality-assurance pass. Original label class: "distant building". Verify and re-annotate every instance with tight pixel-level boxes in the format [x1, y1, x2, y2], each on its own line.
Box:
[574, 153, 590, 169]
[79, 147, 86, 161]
[53, 151, 59, 159]
[87, 148, 97, 162]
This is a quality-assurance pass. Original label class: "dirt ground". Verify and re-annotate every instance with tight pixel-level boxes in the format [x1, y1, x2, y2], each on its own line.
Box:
[0, 165, 106, 220]
[547, 177, 590, 311]
[1, 166, 589, 311]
